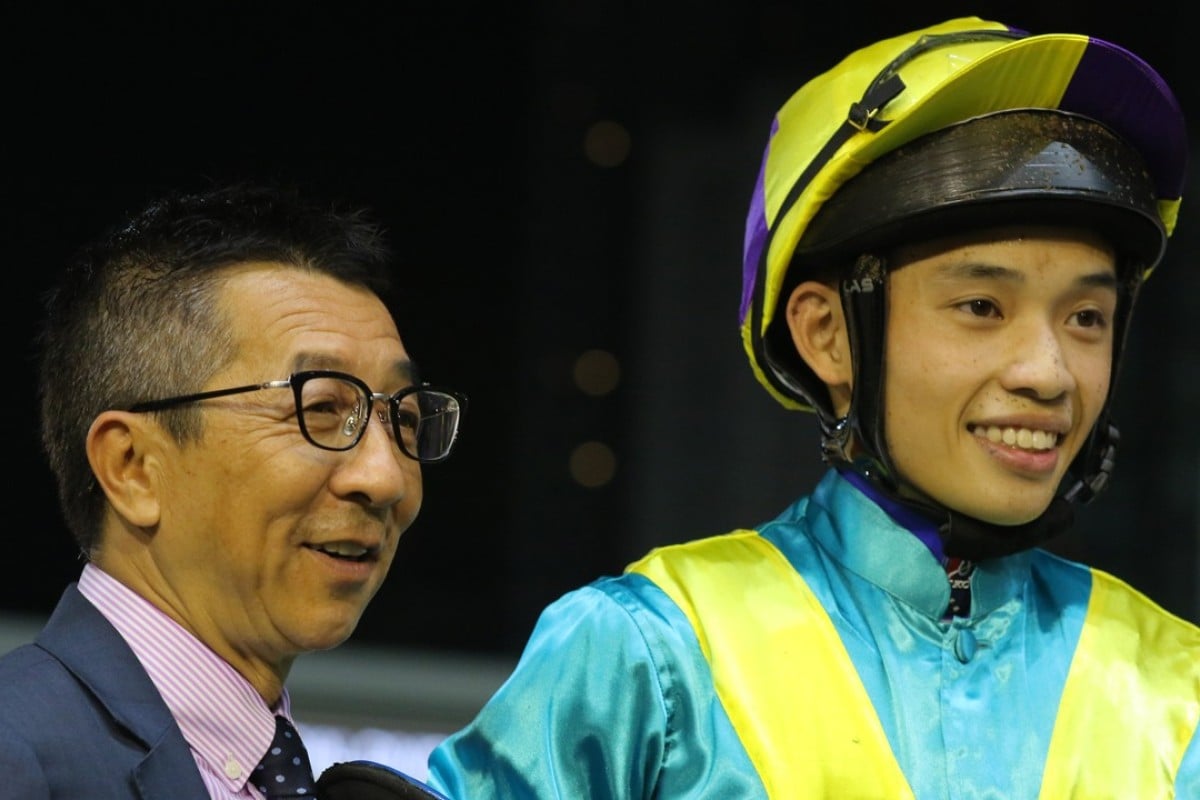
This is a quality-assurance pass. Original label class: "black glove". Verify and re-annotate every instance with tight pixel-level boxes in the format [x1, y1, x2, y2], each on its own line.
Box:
[315, 760, 452, 800]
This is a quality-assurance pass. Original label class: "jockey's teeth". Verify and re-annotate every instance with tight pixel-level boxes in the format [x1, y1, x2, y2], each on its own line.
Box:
[976, 426, 1057, 451]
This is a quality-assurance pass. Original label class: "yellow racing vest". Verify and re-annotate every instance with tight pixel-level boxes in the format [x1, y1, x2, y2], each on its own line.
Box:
[629, 530, 1199, 798]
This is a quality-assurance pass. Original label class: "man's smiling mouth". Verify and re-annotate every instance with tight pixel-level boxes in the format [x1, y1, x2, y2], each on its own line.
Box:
[309, 542, 378, 562]
[969, 425, 1059, 451]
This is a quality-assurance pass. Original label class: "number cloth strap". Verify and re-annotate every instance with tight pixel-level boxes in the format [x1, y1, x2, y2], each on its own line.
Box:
[1039, 569, 1200, 798]
[629, 530, 914, 799]
[630, 532, 1199, 798]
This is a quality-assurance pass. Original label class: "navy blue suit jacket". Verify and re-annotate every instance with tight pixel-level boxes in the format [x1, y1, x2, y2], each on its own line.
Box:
[0, 583, 209, 799]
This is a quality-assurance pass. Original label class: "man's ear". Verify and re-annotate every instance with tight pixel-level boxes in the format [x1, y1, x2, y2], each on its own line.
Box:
[86, 411, 162, 529]
[784, 280, 853, 415]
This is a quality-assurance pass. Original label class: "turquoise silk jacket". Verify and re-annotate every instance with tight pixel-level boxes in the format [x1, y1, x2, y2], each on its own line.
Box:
[428, 470, 1200, 799]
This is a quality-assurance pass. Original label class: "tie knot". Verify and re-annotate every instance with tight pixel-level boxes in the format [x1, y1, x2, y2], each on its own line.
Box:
[252, 715, 317, 799]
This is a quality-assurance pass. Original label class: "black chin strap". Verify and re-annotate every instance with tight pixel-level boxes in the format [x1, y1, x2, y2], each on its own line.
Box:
[895, 485, 1077, 560]
[940, 497, 1076, 559]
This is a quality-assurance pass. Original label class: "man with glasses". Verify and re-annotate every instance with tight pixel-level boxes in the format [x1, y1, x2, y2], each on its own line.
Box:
[0, 181, 462, 798]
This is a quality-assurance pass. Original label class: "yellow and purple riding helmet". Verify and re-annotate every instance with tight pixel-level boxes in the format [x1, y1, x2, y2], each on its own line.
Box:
[738, 17, 1187, 552]
[741, 16, 1185, 416]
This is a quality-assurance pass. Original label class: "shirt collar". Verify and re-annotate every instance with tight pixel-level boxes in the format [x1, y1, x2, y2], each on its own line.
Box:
[78, 563, 288, 792]
[802, 470, 1031, 621]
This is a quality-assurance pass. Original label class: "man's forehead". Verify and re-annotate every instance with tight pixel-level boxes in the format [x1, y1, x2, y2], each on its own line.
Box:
[288, 351, 417, 382]
[214, 264, 412, 378]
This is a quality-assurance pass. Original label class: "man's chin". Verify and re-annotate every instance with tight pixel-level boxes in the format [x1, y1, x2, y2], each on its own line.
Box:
[294, 611, 365, 653]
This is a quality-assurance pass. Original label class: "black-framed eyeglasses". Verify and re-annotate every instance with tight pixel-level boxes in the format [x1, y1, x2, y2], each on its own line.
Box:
[124, 370, 466, 463]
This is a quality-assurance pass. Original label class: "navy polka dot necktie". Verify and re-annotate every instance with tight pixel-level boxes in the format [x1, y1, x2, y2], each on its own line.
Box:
[252, 715, 318, 799]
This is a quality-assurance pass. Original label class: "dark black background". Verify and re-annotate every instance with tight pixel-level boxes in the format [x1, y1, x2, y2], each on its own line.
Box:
[6, 3, 1198, 659]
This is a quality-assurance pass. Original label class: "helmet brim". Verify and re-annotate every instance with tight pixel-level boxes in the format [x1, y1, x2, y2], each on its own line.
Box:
[793, 110, 1165, 271]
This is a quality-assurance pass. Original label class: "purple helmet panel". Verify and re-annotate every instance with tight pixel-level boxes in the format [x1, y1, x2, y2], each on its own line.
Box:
[1062, 38, 1187, 199]
[740, 117, 779, 325]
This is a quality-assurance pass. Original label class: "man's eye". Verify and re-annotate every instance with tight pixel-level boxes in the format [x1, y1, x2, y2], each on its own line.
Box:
[394, 408, 419, 431]
[304, 398, 344, 416]
[957, 298, 1001, 318]
[1073, 309, 1108, 329]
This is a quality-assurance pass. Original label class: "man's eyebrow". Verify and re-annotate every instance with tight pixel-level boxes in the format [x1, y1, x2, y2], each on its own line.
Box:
[934, 262, 1023, 282]
[1077, 271, 1119, 290]
[934, 261, 1118, 289]
[290, 353, 349, 372]
[397, 360, 421, 385]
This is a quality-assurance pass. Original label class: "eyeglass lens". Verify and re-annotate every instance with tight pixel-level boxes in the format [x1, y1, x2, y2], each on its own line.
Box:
[402, 390, 461, 461]
[297, 375, 460, 460]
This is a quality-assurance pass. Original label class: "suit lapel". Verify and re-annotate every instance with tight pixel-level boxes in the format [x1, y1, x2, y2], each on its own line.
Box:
[38, 584, 211, 799]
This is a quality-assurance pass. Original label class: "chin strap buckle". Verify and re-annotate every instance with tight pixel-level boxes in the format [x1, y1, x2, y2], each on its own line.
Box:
[1061, 421, 1119, 506]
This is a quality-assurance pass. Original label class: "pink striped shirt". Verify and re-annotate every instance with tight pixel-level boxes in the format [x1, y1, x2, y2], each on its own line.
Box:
[79, 563, 300, 800]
